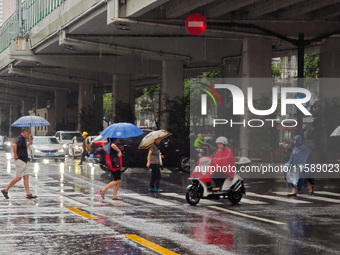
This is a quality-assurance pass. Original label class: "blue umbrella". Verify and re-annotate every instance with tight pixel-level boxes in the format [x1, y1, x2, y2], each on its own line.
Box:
[100, 122, 143, 138]
[11, 116, 50, 127]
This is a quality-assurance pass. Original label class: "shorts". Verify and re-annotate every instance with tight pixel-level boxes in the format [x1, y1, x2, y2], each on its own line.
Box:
[111, 170, 121, 181]
[14, 159, 28, 177]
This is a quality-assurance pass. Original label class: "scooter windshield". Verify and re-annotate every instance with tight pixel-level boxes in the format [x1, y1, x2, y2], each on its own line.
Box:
[191, 148, 235, 182]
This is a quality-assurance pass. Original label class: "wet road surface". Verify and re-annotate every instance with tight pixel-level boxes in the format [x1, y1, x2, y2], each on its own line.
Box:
[0, 151, 339, 255]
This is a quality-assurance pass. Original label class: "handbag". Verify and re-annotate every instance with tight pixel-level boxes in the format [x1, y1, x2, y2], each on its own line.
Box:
[106, 143, 122, 172]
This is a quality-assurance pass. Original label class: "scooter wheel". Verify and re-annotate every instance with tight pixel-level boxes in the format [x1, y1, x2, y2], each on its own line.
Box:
[228, 191, 242, 205]
[186, 188, 201, 206]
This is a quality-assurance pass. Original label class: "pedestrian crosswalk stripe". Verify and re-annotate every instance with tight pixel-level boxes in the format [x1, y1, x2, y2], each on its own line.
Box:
[314, 191, 340, 197]
[67, 207, 98, 219]
[209, 206, 286, 225]
[246, 192, 312, 204]
[298, 194, 340, 203]
[273, 192, 340, 204]
[124, 234, 179, 255]
[123, 194, 177, 206]
[240, 198, 267, 205]
[61, 196, 88, 207]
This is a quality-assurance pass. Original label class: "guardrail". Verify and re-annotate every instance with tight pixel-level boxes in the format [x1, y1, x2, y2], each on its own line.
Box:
[0, 0, 67, 53]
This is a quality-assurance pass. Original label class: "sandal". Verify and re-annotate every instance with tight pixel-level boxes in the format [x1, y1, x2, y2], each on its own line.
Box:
[100, 190, 105, 200]
[1, 189, 9, 199]
[112, 197, 122, 200]
[26, 194, 38, 199]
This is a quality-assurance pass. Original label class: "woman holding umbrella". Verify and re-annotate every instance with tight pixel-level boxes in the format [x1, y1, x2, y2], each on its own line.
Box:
[100, 138, 123, 200]
[99, 122, 143, 200]
[139, 130, 171, 193]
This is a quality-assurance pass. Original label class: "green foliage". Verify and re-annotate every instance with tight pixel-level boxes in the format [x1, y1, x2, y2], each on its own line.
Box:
[145, 84, 160, 98]
[204, 71, 222, 78]
[103, 93, 112, 120]
[135, 84, 160, 112]
[272, 64, 281, 78]
[304, 53, 319, 78]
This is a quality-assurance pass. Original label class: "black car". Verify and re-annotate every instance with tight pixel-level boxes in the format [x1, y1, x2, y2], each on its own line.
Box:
[88, 131, 190, 172]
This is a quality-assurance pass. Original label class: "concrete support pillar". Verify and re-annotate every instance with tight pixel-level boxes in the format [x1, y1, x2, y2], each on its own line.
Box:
[222, 58, 241, 78]
[319, 38, 340, 152]
[9, 103, 21, 137]
[54, 90, 68, 132]
[319, 37, 340, 94]
[93, 85, 104, 133]
[112, 75, 135, 123]
[240, 37, 272, 157]
[78, 83, 94, 131]
[160, 60, 184, 129]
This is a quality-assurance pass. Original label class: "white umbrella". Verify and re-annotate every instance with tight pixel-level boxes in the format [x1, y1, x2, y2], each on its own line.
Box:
[138, 130, 171, 149]
[330, 125, 340, 137]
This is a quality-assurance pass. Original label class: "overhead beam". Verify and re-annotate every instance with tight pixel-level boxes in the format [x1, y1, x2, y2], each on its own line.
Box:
[8, 67, 96, 86]
[131, 77, 161, 87]
[165, 0, 215, 18]
[204, 0, 260, 18]
[59, 31, 190, 63]
[0, 77, 71, 92]
[124, 0, 169, 17]
[279, 0, 338, 19]
[313, 3, 340, 20]
[247, 0, 305, 18]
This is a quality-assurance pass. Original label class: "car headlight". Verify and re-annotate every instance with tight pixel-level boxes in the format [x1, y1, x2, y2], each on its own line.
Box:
[6, 142, 11, 146]
[58, 149, 64, 152]
[77, 146, 82, 150]
[34, 149, 41, 153]
[62, 144, 67, 148]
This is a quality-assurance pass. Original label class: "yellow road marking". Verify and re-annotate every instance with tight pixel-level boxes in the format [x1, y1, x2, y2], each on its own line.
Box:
[209, 206, 286, 225]
[124, 234, 179, 255]
[67, 207, 98, 219]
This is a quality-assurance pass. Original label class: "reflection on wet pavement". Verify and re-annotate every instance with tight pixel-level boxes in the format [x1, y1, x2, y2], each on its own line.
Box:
[0, 152, 339, 254]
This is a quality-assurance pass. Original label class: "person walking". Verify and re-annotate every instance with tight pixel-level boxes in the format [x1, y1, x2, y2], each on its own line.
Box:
[285, 135, 314, 197]
[147, 137, 164, 192]
[100, 138, 123, 200]
[1, 128, 37, 199]
[79, 131, 89, 165]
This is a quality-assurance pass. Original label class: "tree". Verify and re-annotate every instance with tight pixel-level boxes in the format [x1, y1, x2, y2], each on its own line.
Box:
[304, 53, 319, 78]
[103, 93, 112, 120]
[272, 64, 281, 78]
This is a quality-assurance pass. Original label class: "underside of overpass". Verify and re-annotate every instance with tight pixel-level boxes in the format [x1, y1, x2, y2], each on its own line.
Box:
[1, 0, 340, 139]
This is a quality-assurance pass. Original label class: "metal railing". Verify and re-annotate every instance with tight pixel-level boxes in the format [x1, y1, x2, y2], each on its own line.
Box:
[0, 0, 67, 53]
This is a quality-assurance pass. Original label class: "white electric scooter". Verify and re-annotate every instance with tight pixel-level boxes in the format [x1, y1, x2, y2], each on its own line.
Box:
[186, 157, 250, 205]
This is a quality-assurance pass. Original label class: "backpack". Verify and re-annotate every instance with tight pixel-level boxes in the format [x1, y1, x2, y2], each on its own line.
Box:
[106, 142, 122, 172]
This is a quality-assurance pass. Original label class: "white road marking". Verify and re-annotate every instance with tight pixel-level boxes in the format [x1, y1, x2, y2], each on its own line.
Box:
[274, 191, 340, 204]
[240, 198, 267, 205]
[209, 206, 286, 225]
[314, 191, 340, 197]
[60, 196, 88, 207]
[246, 192, 312, 204]
[123, 194, 177, 206]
